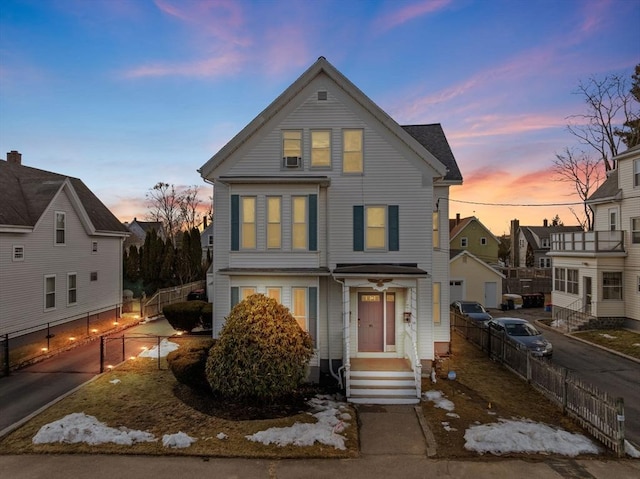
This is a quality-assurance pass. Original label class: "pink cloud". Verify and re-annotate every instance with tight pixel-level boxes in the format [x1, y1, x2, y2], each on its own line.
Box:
[373, 0, 452, 32]
[123, 51, 245, 78]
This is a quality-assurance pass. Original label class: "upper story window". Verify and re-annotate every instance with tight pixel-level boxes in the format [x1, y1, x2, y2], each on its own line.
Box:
[634, 159, 640, 188]
[92, 241, 98, 253]
[432, 211, 440, 249]
[208, 235, 214, 246]
[366, 206, 386, 250]
[292, 196, 308, 250]
[311, 130, 331, 167]
[44, 274, 56, 310]
[353, 205, 399, 252]
[609, 208, 617, 231]
[267, 196, 282, 249]
[55, 212, 66, 245]
[13, 245, 24, 262]
[90, 271, 98, 281]
[460, 237, 468, 248]
[342, 129, 363, 173]
[241, 197, 257, 249]
[541, 238, 550, 248]
[282, 130, 302, 168]
[632, 217, 640, 244]
[480, 237, 487, 246]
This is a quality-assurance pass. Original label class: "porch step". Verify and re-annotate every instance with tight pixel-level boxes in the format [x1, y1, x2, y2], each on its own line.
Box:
[348, 369, 420, 405]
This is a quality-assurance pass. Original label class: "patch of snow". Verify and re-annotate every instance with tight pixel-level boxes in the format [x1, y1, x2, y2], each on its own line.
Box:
[600, 334, 617, 339]
[633, 343, 640, 347]
[216, 432, 228, 440]
[109, 379, 121, 384]
[550, 319, 566, 329]
[464, 419, 600, 457]
[441, 421, 457, 432]
[138, 339, 179, 358]
[446, 412, 460, 418]
[32, 413, 156, 446]
[162, 431, 195, 448]
[245, 395, 350, 450]
[625, 440, 640, 458]
[423, 390, 455, 411]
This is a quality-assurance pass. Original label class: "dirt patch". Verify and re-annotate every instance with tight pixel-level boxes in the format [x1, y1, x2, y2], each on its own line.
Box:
[420, 330, 613, 459]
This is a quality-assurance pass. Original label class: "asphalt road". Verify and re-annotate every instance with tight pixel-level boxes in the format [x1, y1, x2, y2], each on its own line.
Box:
[0, 318, 177, 434]
[541, 326, 640, 447]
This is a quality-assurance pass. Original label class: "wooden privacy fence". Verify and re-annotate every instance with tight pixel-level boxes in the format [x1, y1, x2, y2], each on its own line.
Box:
[451, 312, 626, 457]
[142, 281, 205, 318]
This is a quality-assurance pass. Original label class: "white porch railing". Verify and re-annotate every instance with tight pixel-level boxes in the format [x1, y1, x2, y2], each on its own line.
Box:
[550, 231, 625, 253]
[403, 287, 421, 399]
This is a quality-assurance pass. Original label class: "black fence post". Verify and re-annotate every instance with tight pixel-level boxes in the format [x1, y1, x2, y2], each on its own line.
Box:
[121, 335, 125, 363]
[100, 336, 104, 373]
[616, 398, 625, 458]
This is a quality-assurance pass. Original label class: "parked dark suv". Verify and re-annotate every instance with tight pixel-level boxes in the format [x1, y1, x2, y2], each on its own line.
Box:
[187, 289, 207, 301]
[450, 301, 492, 323]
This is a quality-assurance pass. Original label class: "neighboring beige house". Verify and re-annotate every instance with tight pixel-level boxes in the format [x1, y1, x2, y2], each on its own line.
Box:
[511, 219, 582, 268]
[0, 151, 129, 337]
[198, 57, 463, 404]
[548, 145, 640, 331]
[449, 214, 500, 266]
[449, 250, 504, 309]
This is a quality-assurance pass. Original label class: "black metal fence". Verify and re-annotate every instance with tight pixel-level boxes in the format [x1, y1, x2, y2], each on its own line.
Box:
[451, 311, 626, 457]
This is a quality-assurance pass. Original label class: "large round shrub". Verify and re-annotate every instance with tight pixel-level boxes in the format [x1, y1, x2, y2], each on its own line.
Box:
[205, 294, 313, 403]
[167, 337, 216, 392]
[163, 301, 206, 332]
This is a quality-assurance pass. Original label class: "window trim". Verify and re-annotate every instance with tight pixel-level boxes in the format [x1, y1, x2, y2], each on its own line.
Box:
[90, 271, 98, 282]
[433, 282, 441, 325]
[44, 274, 56, 311]
[291, 287, 308, 331]
[554, 267, 566, 292]
[54, 211, 66, 246]
[67, 272, 78, 306]
[634, 159, 640, 188]
[12, 245, 24, 262]
[460, 237, 468, 248]
[311, 129, 331, 168]
[92, 241, 98, 254]
[602, 271, 623, 300]
[267, 196, 282, 250]
[432, 211, 440, 249]
[342, 128, 363, 173]
[241, 196, 257, 250]
[292, 196, 308, 250]
[632, 217, 640, 244]
[365, 205, 387, 250]
[282, 130, 302, 166]
[567, 268, 578, 295]
[480, 237, 487, 246]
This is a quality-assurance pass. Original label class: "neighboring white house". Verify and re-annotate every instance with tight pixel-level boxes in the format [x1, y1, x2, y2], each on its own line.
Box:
[123, 217, 164, 250]
[548, 145, 640, 331]
[511, 219, 583, 268]
[0, 151, 129, 337]
[198, 57, 462, 404]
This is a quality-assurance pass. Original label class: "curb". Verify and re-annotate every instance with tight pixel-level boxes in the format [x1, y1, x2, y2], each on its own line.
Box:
[414, 405, 437, 457]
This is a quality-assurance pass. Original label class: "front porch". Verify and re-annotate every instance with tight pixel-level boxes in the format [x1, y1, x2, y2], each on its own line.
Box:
[347, 358, 421, 405]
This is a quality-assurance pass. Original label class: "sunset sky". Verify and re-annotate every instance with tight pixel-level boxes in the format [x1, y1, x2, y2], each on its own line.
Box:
[1, 0, 639, 235]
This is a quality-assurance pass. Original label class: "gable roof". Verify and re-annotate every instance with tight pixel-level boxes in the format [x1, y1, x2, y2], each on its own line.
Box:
[401, 124, 462, 183]
[449, 215, 499, 243]
[587, 169, 621, 204]
[199, 56, 453, 180]
[0, 159, 128, 235]
[519, 224, 582, 250]
[449, 250, 505, 278]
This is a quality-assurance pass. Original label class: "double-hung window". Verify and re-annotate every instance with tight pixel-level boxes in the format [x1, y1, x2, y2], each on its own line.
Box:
[292, 196, 308, 250]
[55, 212, 66, 245]
[353, 205, 399, 251]
[632, 217, 640, 244]
[67, 273, 77, 305]
[342, 129, 363, 173]
[292, 287, 307, 331]
[12, 245, 24, 262]
[432, 211, 440, 249]
[567, 269, 578, 294]
[267, 197, 282, 249]
[554, 267, 566, 292]
[44, 275, 56, 310]
[311, 130, 331, 167]
[282, 130, 302, 166]
[241, 197, 256, 249]
[602, 272, 622, 300]
[634, 159, 640, 188]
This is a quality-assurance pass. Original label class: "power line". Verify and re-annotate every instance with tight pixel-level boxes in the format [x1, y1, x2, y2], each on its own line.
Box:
[449, 198, 584, 207]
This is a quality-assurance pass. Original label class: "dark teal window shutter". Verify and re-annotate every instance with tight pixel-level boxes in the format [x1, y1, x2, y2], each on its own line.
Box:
[388, 205, 399, 251]
[308, 287, 317, 347]
[308, 194, 317, 251]
[230, 287, 239, 308]
[230, 195, 239, 251]
[353, 205, 364, 251]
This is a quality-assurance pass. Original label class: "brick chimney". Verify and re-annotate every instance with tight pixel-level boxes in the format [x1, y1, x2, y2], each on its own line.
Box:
[543, 219, 548, 227]
[7, 150, 22, 165]
[456, 213, 461, 225]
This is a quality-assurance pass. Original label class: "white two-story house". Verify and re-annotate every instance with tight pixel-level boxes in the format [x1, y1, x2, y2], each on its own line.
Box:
[199, 57, 462, 404]
[0, 151, 129, 339]
[549, 145, 640, 331]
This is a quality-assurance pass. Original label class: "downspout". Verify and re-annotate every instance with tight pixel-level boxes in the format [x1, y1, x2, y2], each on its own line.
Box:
[325, 184, 343, 386]
[331, 276, 347, 387]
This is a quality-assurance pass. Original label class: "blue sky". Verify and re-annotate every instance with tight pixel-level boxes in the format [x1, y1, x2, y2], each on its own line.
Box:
[1, 0, 639, 234]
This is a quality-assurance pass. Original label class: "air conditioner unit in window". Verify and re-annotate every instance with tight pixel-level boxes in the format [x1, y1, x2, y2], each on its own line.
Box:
[284, 156, 301, 168]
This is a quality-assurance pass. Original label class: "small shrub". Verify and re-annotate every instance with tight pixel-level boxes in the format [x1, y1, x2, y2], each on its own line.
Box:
[167, 338, 216, 392]
[163, 301, 206, 332]
[205, 294, 313, 403]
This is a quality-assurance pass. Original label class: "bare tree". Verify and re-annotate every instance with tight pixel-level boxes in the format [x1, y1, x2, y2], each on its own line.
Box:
[145, 182, 183, 245]
[180, 185, 204, 231]
[552, 148, 602, 230]
[567, 71, 638, 171]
